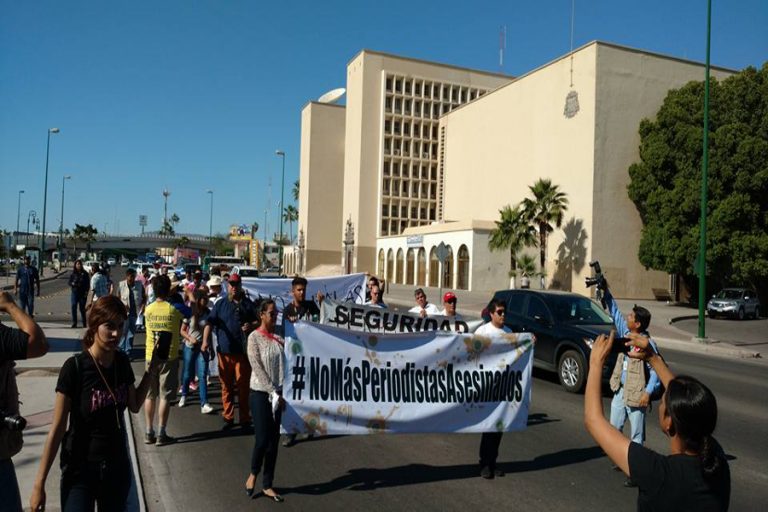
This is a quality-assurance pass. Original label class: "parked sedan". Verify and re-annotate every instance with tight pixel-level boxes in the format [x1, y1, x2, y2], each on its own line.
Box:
[484, 289, 617, 393]
[707, 288, 761, 320]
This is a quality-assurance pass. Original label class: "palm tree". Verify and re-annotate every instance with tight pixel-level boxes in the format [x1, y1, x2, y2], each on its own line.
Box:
[292, 180, 300, 202]
[283, 205, 298, 243]
[516, 254, 539, 288]
[522, 179, 569, 287]
[170, 213, 180, 230]
[72, 223, 98, 256]
[488, 204, 538, 287]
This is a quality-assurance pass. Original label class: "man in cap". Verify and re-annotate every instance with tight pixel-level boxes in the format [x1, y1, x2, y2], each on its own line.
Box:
[441, 292, 462, 319]
[203, 275, 223, 380]
[203, 273, 258, 429]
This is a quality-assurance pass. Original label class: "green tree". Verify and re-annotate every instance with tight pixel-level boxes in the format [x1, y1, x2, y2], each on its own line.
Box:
[488, 204, 538, 287]
[521, 179, 569, 285]
[283, 205, 298, 243]
[292, 179, 300, 202]
[628, 63, 768, 301]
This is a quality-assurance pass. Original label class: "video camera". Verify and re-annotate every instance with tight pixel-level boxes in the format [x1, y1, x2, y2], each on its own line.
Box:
[0, 409, 27, 432]
[585, 260, 608, 309]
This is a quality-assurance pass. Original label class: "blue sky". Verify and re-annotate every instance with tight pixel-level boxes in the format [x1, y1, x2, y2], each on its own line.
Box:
[2, 0, 766, 242]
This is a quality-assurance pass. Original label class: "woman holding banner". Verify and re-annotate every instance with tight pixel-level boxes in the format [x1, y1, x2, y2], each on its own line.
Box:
[245, 299, 286, 502]
[585, 332, 730, 511]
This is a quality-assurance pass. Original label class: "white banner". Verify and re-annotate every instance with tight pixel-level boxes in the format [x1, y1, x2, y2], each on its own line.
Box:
[241, 273, 367, 313]
[282, 322, 535, 434]
[320, 299, 483, 333]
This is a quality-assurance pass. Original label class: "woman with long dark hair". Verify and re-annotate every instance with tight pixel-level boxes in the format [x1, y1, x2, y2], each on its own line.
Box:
[585, 332, 730, 511]
[68, 259, 90, 328]
[30, 296, 161, 511]
[245, 299, 285, 502]
[179, 289, 213, 413]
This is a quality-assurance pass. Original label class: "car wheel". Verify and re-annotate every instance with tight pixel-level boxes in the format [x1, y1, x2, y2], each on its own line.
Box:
[738, 308, 745, 320]
[558, 349, 586, 393]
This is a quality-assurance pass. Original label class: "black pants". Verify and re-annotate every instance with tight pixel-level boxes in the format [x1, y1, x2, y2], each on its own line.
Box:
[61, 457, 131, 512]
[70, 291, 87, 326]
[479, 432, 503, 469]
[249, 390, 282, 489]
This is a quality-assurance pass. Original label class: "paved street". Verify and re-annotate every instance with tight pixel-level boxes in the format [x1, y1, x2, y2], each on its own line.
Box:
[8, 272, 768, 511]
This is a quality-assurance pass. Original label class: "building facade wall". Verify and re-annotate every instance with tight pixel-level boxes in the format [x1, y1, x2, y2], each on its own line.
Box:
[299, 102, 346, 274]
[439, 44, 599, 294]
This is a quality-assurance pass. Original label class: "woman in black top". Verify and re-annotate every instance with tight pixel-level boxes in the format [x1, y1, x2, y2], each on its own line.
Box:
[585, 332, 730, 511]
[30, 296, 161, 512]
[68, 260, 90, 328]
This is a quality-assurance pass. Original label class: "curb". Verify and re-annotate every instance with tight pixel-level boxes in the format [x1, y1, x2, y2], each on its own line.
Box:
[654, 336, 761, 359]
[669, 315, 699, 324]
[1, 269, 69, 291]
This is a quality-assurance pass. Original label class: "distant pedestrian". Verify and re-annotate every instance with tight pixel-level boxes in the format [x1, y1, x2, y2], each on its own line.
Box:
[68, 259, 90, 328]
[409, 288, 440, 318]
[245, 299, 285, 503]
[30, 296, 162, 512]
[205, 276, 224, 380]
[180, 289, 214, 414]
[115, 268, 146, 356]
[14, 256, 40, 317]
[87, 263, 109, 306]
[203, 273, 257, 430]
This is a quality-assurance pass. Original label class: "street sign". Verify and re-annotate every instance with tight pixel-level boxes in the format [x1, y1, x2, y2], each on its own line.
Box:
[436, 242, 448, 264]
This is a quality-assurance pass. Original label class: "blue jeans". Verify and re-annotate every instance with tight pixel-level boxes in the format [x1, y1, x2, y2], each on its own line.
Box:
[70, 291, 87, 326]
[118, 315, 137, 355]
[181, 344, 209, 405]
[610, 386, 646, 444]
[0, 458, 22, 512]
[19, 292, 34, 316]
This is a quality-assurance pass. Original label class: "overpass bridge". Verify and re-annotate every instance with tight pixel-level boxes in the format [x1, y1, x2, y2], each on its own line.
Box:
[10, 232, 212, 255]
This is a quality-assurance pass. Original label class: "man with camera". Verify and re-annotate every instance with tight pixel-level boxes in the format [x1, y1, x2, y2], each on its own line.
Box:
[0, 291, 48, 511]
[595, 269, 661, 487]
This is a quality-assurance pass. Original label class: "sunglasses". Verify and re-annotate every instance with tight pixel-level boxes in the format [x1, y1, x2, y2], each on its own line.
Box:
[493, 310, 506, 315]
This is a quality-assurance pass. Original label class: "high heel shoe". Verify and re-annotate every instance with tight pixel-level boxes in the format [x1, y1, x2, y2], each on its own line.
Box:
[245, 486, 255, 498]
[262, 489, 285, 502]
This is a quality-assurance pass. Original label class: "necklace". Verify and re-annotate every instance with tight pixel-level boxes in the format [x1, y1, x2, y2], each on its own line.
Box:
[87, 349, 121, 431]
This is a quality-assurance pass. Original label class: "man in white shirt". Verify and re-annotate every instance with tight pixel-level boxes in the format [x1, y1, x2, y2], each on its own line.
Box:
[408, 288, 440, 318]
[440, 292, 462, 319]
[474, 298, 511, 479]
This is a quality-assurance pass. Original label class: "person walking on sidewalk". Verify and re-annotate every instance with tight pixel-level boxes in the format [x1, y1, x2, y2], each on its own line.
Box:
[68, 260, 90, 328]
[0, 291, 48, 512]
[30, 296, 163, 512]
[143, 275, 184, 446]
[115, 267, 146, 357]
[179, 289, 214, 414]
[203, 273, 257, 430]
[245, 299, 285, 503]
[14, 256, 40, 317]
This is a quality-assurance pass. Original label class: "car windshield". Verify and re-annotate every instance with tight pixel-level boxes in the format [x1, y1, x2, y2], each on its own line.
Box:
[549, 296, 613, 325]
[716, 290, 742, 300]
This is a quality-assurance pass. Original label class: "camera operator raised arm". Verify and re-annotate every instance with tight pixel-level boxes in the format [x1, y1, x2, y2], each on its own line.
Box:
[0, 291, 48, 511]
[602, 280, 661, 487]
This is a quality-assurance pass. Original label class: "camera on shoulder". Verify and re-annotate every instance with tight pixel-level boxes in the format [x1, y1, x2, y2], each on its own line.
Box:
[0, 409, 27, 431]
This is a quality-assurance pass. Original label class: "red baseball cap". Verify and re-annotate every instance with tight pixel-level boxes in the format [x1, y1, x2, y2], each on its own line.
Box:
[443, 292, 457, 303]
[228, 273, 242, 285]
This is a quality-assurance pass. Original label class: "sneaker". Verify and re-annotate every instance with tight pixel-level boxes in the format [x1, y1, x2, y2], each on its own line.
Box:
[222, 418, 235, 431]
[480, 466, 493, 479]
[144, 432, 157, 445]
[178, 396, 186, 408]
[156, 432, 176, 446]
[201, 404, 214, 414]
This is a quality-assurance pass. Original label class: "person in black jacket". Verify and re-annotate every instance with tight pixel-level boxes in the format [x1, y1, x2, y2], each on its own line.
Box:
[68, 260, 90, 328]
[585, 332, 730, 511]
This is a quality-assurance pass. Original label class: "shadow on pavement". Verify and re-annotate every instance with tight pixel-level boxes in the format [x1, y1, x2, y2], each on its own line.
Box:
[281, 446, 605, 495]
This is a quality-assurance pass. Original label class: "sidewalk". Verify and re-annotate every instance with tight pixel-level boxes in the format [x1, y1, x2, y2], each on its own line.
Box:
[382, 283, 762, 359]
[13, 322, 144, 512]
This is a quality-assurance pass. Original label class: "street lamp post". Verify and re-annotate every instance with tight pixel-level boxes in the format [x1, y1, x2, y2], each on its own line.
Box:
[26, 210, 37, 248]
[207, 190, 214, 253]
[59, 175, 71, 263]
[298, 228, 305, 275]
[343, 217, 355, 275]
[275, 150, 286, 272]
[41, 127, 60, 274]
[16, 190, 24, 248]
[162, 188, 171, 233]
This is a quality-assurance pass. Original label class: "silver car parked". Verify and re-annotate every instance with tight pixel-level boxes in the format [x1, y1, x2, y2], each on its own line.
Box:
[707, 288, 761, 320]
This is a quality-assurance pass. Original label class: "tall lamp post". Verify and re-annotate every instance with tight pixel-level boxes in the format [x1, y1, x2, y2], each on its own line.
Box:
[59, 175, 72, 263]
[41, 127, 60, 274]
[297, 228, 305, 275]
[162, 188, 171, 233]
[697, 0, 713, 340]
[275, 150, 286, 272]
[26, 210, 37, 248]
[207, 189, 214, 253]
[16, 190, 24, 249]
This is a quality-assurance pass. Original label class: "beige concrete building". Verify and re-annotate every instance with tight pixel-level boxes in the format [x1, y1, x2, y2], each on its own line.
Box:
[298, 42, 734, 299]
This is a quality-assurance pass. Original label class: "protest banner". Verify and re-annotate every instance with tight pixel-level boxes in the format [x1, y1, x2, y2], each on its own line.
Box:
[281, 321, 534, 434]
[241, 273, 367, 313]
[320, 299, 483, 333]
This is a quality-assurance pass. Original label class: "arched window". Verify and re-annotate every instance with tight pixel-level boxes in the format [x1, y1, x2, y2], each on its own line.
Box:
[428, 247, 439, 287]
[457, 245, 470, 290]
[378, 249, 385, 277]
[442, 245, 454, 288]
[396, 248, 404, 284]
[386, 249, 394, 283]
[406, 248, 415, 285]
[417, 248, 426, 286]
